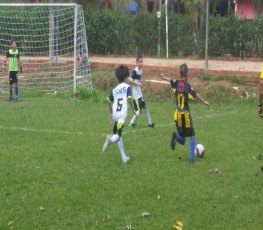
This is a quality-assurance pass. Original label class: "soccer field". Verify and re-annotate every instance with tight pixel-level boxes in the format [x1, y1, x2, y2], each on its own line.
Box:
[0, 93, 262, 229]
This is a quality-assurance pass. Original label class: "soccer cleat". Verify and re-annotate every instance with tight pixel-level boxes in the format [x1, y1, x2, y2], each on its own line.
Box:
[102, 135, 111, 152]
[7, 96, 13, 101]
[129, 123, 136, 128]
[171, 132, 177, 150]
[148, 123, 155, 128]
[122, 156, 130, 164]
[16, 96, 20, 101]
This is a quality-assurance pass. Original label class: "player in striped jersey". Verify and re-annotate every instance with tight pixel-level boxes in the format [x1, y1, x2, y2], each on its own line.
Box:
[161, 64, 209, 164]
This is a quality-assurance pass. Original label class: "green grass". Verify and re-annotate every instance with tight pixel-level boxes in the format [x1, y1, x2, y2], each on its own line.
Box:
[0, 92, 262, 230]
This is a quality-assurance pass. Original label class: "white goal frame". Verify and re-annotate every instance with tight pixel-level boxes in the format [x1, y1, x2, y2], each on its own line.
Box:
[0, 3, 92, 93]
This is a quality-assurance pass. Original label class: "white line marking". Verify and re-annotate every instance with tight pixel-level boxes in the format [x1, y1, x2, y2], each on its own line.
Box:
[123, 110, 237, 134]
[0, 111, 237, 136]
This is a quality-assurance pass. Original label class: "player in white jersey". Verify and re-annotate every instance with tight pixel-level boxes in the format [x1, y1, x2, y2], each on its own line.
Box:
[102, 65, 136, 163]
[128, 54, 154, 128]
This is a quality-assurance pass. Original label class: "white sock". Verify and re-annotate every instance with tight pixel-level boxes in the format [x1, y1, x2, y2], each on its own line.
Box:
[110, 134, 119, 143]
[117, 137, 126, 160]
[130, 114, 139, 125]
[145, 108, 152, 125]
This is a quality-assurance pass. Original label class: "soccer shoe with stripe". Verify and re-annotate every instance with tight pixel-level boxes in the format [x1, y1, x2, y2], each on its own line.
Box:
[102, 135, 111, 152]
[7, 96, 13, 101]
[16, 96, 21, 101]
[171, 132, 177, 150]
[122, 156, 130, 164]
[129, 123, 136, 128]
[148, 123, 155, 128]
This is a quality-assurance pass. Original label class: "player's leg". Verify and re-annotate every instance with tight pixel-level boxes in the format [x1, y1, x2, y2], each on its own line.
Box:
[184, 111, 195, 164]
[171, 111, 185, 150]
[8, 72, 13, 101]
[102, 122, 120, 152]
[14, 71, 20, 101]
[189, 136, 195, 164]
[141, 98, 154, 127]
[129, 99, 140, 127]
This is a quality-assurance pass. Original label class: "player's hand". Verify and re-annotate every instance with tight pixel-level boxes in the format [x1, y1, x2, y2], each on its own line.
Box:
[204, 100, 209, 108]
[160, 73, 165, 80]
[258, 106, 263, 118]
[135, 110, 140, 116]
[109, 113, 113, 124]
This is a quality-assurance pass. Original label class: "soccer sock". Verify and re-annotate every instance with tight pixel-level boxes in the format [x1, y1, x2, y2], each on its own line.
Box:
[177, 135, 185, 145]
[9, 89, 12, 97]
[190, 136, 195, 161]
[110, 134, 119, 143]
[15, 86, 18, 96]
[145, 108, 152, 125]
[130, 114, 138, 125]
[117, 137, 126, 160]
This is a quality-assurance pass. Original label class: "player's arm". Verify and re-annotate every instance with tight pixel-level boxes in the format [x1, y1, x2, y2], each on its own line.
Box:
[127, 86, 136, 115]
[160, 73, 171, 82]
[128, 70, 142, 86]
[258, 80, 263, 117]
[18, 50, 22, 72]
[195, 93, 209, 107]
[107, 92, 114, 124]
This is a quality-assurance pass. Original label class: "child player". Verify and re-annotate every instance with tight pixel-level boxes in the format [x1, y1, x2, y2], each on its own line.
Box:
[102, 65, 136, 163]
[128, 54, 154, 128]
[161, 64, 209, 164]
[3, 40, 22, 101]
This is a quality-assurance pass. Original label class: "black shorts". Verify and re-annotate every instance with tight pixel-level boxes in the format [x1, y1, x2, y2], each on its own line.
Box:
[113, 122, 124, 137]
[174, 110, 195, 137]
[133, 97, 146, 112]
[9, 71, 18, 84]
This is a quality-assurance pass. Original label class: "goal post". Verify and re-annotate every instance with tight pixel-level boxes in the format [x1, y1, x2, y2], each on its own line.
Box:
[0, 3, 92, 94]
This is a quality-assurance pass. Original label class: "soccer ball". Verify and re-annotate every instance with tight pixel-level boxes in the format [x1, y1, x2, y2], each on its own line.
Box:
[195, 144, 205, 157]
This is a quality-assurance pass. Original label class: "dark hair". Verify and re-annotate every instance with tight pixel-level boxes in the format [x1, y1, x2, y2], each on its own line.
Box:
[180, 63, 188, 77]
[115, 65, 129, 83]
[136, 53, 143, 62]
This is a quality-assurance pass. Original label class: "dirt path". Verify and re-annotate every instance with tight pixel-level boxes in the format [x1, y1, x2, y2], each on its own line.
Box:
[90, 56, 262, 82]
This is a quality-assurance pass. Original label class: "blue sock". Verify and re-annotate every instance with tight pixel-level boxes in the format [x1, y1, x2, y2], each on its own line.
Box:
[190, 136, 195, 161]
[10, 90, 12, 97]
[177, 135, 185, 145]
[15, 86, 18, 96]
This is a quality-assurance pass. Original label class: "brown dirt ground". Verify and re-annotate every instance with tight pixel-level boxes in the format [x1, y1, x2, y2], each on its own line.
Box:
[90, 55, 261, 99]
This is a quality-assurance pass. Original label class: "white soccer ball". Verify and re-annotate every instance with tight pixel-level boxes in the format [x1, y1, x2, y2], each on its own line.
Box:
[195, 144, 205, 157]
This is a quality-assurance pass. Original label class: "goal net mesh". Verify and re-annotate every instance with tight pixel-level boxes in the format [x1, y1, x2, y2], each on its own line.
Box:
[0, 4, 92, 93]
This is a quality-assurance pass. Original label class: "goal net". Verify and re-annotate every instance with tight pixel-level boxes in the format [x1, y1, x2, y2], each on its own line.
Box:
[0, 3, 92, 93]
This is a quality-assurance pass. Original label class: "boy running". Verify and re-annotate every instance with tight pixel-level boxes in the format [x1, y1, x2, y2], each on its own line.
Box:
[161, 64, 209, 164]
[128, 54, 154, 128]
[3, 40, 22, 101]
[102, 65, 136, 163]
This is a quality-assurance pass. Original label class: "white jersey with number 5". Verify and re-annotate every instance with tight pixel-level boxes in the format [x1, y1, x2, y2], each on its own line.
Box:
[108, 83, 132, 124]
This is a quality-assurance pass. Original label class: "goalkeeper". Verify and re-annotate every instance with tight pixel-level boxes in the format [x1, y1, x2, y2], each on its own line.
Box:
[3, 40, 22, 101]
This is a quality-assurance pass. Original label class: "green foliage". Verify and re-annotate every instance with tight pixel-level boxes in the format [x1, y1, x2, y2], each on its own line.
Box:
[202, 73, 224, 81]
[85, 10, 196, 56]
[85, 10, 263, 57]
[76, 85, 108, 103]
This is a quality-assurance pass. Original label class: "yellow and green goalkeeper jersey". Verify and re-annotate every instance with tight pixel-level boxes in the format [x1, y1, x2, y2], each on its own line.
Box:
[260, 65, 263, 79]
[6, 48, 20, 71]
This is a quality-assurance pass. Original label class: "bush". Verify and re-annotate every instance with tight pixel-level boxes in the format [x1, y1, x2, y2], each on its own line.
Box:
[85, 10, 263, 58]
